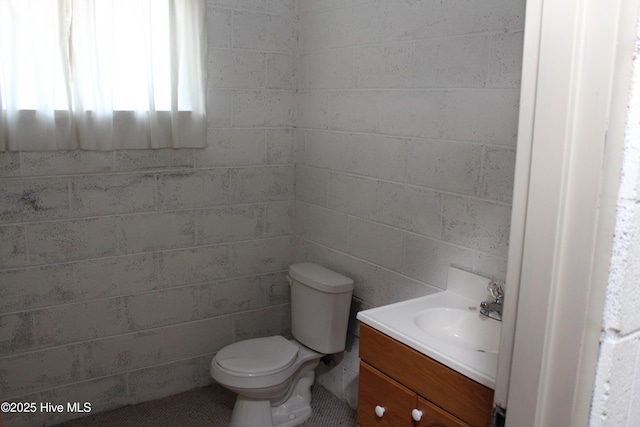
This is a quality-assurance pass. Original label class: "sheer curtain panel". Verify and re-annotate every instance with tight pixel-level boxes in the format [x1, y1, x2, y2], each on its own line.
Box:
[0, 0, 207, 151]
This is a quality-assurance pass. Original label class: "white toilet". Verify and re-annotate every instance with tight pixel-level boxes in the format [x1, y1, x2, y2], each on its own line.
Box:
[210, 263, 354, 427]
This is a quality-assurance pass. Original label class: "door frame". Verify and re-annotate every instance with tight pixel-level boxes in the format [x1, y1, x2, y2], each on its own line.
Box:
[496, 0, 640, 425]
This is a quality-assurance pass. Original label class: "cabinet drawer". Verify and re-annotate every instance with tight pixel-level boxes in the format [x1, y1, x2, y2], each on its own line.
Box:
[417, 397, 471, 427]
[358, 362, 416, 426]
[359, 324, 493, 427]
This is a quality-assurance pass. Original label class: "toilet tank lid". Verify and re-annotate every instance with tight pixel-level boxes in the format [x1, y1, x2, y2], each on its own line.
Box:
[289, 263, 354, 293]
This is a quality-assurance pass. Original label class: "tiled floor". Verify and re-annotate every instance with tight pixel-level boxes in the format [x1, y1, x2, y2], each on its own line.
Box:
[55, 383, 357, 427]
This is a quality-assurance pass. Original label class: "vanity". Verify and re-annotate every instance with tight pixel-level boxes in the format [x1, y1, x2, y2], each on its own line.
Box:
[356, 268, 502, 427]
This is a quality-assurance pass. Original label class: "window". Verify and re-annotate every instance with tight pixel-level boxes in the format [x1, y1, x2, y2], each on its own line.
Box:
[0, 0, 206, 151]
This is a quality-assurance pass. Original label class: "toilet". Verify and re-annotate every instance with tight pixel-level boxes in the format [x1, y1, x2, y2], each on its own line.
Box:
[210, 263, 354, 427]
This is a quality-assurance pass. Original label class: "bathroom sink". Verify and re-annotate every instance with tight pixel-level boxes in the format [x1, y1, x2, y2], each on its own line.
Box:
[357, 267, 502, 389]
[413, 308, 500, 353]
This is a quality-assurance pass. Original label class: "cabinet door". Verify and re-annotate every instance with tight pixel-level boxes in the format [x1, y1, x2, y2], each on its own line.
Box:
[358, 362, 416, 427]
[415, 397, 471, 427]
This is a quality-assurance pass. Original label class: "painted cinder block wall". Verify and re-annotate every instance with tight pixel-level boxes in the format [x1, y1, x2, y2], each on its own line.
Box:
[296, 0, 524, 405]
[0, 2, 298, 425]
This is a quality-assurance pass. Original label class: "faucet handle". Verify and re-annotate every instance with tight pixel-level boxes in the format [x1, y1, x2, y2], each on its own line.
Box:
[488, 281, 504, 299]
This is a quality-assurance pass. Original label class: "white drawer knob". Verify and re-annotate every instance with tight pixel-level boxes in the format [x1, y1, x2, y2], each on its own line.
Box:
[375, 405, 385, 418]
[412, 408, 423, 421]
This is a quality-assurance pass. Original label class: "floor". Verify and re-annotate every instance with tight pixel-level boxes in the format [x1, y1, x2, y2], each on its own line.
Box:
[55, 383, 357, 427]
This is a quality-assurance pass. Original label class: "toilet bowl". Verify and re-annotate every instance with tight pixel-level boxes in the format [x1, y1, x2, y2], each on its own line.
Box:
[211, 336, 322, 427]
[210, 263, 354, 427]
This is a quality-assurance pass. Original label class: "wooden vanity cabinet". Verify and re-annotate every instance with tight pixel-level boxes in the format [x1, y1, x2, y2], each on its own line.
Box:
[357, 324, 493, 427]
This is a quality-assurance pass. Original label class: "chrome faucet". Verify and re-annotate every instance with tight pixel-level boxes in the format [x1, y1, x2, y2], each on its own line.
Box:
[480, 281, 504, 321]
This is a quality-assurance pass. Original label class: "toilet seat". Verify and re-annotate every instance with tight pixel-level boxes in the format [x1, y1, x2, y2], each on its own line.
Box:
[215, 336, 299, 376]
[211, 337, 323, 392]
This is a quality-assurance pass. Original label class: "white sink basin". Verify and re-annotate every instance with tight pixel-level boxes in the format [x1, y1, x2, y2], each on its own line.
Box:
[413, 308, 501, 354]
[357, 267, 502, 389]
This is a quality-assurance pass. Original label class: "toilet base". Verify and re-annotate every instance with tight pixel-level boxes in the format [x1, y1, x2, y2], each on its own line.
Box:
[229, 396, 272, 427]
[228, 363, 316, 427]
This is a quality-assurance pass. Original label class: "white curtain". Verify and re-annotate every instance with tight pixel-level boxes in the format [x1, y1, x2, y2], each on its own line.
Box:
[0, 0, 207, 151]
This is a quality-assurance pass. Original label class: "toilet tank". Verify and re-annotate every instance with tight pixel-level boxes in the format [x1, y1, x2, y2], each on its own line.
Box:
[289, 263, 354, 354]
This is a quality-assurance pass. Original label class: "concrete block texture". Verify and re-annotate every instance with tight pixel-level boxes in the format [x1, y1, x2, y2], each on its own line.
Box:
[1, 177, 70, 223]
[71, 174, 157, 217]
[207, 0, 298, 16]
[233, 11, 298, 52]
